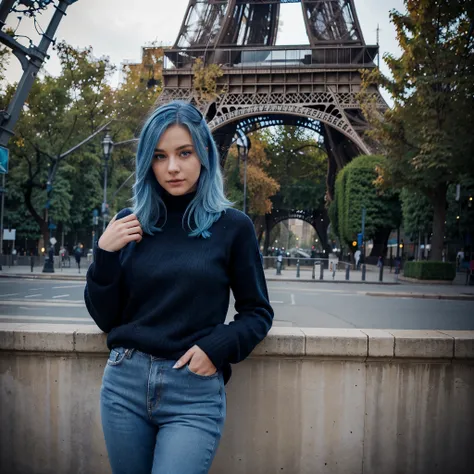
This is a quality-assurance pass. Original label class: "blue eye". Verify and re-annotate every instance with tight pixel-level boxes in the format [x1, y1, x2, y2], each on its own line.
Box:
[154, 154, 166, 161]
[181, 150, 192, 158]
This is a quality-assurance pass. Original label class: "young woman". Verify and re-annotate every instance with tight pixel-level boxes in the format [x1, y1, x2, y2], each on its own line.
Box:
[84, 101, 274, 474]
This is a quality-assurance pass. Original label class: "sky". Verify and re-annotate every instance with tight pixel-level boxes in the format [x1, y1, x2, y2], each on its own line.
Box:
[4, 0, 405, 91]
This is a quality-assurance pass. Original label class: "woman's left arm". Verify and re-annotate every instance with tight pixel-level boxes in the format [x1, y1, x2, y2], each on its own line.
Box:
[196, 214, 274, 370]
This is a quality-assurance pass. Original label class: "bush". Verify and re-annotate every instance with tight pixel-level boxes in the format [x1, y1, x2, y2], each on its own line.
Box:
[403, 261, 456, 281]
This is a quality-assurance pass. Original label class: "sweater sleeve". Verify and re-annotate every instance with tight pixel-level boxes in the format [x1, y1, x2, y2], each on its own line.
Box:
[196, 214, 274, 369]
[84, 208, 132, 333]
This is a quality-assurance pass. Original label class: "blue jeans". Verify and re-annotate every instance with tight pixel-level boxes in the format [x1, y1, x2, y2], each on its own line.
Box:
[100, 347, 226, 474]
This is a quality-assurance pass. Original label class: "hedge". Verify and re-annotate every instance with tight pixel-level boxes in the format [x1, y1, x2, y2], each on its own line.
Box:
[403, 261, 456, 281]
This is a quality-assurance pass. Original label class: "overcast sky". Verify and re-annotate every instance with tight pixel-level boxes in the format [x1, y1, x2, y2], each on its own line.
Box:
[4, 0, 404, 90]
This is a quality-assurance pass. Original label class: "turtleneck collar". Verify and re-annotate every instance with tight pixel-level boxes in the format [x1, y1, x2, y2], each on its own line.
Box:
[161, 190, 197, 214]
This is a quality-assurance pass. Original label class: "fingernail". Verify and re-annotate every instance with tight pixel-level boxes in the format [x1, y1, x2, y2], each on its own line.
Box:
[173, 362, 180, 369]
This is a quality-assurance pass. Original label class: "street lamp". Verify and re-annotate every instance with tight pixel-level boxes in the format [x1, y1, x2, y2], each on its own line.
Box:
[101, 129, 114, 232]
[235, 130, 251, 215]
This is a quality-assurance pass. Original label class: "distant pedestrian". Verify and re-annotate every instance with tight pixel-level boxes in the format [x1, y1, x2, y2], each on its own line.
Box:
[457, 249, 465, 270]
[354, 249, 361, 270]
[74, 245, 82, 273]
[377, 256, 383, 268]
[276, 249, 283, 274]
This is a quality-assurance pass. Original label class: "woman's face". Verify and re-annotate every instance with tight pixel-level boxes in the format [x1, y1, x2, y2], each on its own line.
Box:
[151, 125, 202, 196]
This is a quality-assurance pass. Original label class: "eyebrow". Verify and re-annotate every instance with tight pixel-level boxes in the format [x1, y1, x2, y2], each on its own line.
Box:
[154, 144, 193, 153]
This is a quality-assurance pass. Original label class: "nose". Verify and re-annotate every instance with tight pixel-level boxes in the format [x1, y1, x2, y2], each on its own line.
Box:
[167, 156, 180, 174]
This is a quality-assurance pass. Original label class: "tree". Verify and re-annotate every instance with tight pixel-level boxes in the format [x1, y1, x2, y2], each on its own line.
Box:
[6, 41, 115, 250]
[192, 58, 224, 106]
[4, 42, 164, 252]
[402, 180, 474, 256]
[105, 45, 163, 212]
[264, 127, 327, 212]
[400, 188, 433, 239]
[224, 132, 280, 216]
[361, 0, 474, 260]
[333, 155, 402, 256]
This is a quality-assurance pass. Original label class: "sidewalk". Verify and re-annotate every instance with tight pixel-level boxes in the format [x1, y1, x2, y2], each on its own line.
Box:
[0, 264, 88, 281]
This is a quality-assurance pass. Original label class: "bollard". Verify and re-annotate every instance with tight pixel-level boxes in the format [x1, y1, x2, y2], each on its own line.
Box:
[30, 256, 34, 273]
[345, 264, 350, 281]
[320, 263, 324, 280]
[296, 259, 300, 278]
[312, 263, 315, 280]
[361, 264, 366, 281]
[379, 265, 384, 282]
[276, 260, 282, 275]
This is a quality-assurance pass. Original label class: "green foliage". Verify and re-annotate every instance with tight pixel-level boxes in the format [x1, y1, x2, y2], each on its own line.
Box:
[5, 41, 162, 248]
[400, 188, 433, 238]
[192, 58, 224, 106]
[360, 1, 474, 260]
[402, 180, 474, 243]
[264, 126, 327, 212]
[334, 155, 401, 248]
[327, 200, 338, 238]
[403, 261, 456, 281]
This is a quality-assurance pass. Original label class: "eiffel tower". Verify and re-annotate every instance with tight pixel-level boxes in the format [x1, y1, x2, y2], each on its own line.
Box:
[158, 0, 387, 252]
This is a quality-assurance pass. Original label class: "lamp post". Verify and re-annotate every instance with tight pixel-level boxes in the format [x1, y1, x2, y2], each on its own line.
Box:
[101, 129, 114, 232]
[235, 131, 251, 215]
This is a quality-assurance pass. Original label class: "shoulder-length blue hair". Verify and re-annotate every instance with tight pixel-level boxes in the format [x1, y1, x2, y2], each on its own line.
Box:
[131, 100, 232, 239]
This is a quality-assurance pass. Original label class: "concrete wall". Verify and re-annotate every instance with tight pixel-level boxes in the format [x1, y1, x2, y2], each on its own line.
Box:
[1, 323, 473, 474]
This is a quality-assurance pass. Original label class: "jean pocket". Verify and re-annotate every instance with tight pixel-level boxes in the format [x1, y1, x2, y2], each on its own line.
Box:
[184, 364, 219, 380]
[106, 347, 128, 366]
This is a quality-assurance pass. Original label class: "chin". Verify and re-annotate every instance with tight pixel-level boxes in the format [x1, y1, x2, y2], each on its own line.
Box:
[164, 185, 195, 196]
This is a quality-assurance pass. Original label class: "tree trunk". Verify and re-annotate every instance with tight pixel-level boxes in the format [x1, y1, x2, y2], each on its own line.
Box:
[430, 183, 447, 261]
[369, 229, 391, 258]
[313, 208, 332, 254]
[23, 185, 47, 244]
[263, 214, 272, 256]
[253, 215, 265, 246]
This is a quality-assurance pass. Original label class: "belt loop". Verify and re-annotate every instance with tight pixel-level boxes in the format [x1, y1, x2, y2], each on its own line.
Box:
[125, 348, 135, 359]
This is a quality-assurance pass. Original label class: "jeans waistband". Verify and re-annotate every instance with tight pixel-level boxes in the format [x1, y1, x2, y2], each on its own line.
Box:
[124, 348, 171, 361]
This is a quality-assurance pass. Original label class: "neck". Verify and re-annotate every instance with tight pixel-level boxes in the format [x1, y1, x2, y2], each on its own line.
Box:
[161, 190, 196, 214]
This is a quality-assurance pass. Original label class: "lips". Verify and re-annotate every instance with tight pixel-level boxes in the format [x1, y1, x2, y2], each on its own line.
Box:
[168, 179, 184, 183]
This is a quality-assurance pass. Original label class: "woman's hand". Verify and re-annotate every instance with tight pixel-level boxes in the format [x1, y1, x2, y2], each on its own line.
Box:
[173, 345, 217, 376]
[98, 213, 143, 252]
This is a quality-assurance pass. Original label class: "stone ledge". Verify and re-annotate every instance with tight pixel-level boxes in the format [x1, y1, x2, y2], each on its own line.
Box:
[302, 328, 368, 358]
[360, 329, 394, 358]
[0, 323, 472, 360]
[388, 330, 454, 359]
[252, 327, 305, 356]
[437, 330, 474, 359]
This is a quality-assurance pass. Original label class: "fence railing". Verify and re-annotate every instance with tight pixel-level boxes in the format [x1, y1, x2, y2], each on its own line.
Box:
[163, 45, 378, 71]
[263, 257, 394, 282]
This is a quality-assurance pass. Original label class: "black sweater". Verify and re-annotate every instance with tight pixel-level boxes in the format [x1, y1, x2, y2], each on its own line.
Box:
[84, 191, 274, 384]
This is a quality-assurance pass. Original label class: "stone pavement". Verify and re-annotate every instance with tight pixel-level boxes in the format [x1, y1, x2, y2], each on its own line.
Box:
[0, 263, 88, 280]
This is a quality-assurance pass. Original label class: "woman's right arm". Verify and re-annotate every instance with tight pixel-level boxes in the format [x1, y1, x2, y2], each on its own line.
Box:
[85, 247, 126, 333]
[84, 210, 143, 333]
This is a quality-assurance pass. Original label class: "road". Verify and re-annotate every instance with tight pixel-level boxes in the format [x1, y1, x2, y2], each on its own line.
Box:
[0, 279, 473, 330]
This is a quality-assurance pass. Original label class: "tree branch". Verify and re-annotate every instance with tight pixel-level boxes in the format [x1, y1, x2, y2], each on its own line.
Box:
[58, 120, 112, 159]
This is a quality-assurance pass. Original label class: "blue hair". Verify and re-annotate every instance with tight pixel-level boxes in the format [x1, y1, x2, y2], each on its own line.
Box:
[131, 101, 232, 238]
